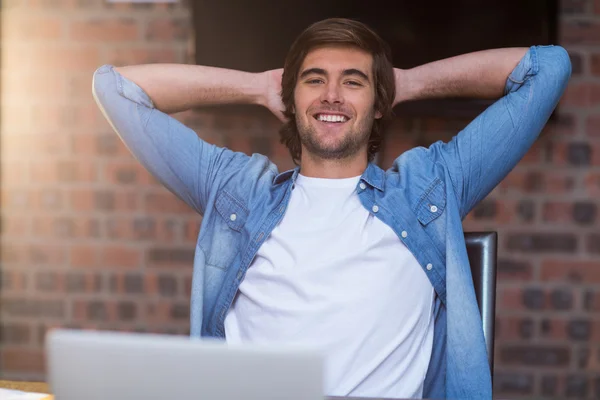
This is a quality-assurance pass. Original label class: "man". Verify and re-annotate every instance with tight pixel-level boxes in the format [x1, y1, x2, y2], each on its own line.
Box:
[92, 18, 571, 399]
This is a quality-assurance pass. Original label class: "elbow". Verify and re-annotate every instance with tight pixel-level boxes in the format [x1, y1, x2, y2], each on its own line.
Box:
[548, 46, 572, 87]
[91, 65, 114, 104]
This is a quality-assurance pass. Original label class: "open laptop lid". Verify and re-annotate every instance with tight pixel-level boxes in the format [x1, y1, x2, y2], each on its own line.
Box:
[46, 329, 324, 400]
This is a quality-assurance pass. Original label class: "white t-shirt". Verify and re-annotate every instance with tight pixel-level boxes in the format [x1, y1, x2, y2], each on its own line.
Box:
[225, 174, 435, 398]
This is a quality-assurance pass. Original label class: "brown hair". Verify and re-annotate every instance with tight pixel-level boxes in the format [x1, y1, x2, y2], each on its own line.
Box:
[279, 18, 396, 165]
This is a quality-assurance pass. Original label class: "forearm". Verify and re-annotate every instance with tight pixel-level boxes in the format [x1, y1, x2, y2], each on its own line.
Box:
[395, 47, 529, 104]
[115, 64, 266, 114]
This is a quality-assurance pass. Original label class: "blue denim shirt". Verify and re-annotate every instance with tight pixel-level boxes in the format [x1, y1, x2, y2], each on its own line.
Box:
[92, 45, 571, 399]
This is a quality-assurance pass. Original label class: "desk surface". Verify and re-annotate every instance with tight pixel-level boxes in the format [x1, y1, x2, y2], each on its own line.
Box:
[5, 380, 514, 400]
[0, 380, 420, 399]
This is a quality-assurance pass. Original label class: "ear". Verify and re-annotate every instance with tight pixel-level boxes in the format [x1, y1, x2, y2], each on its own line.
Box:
[375, 110, 382, 119]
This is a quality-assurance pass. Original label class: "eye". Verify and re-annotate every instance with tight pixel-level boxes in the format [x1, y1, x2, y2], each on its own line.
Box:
[345, 81, 362, 87]
[306, 78, 324, 84]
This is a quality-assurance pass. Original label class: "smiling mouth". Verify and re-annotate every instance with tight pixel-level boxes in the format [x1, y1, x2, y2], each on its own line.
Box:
[313, 113, 351, 124]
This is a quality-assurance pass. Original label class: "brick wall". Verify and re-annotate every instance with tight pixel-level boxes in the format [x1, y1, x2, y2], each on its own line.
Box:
[1, 0, 599, 398]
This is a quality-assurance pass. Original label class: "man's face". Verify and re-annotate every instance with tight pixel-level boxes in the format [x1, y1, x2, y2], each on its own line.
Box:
[293, 46, 382, 161]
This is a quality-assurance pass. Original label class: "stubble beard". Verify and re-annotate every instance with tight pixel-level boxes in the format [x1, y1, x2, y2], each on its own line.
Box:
[296, 111, 376, 161]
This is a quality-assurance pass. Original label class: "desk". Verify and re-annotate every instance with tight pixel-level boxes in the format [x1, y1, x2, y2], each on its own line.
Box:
[0, 380, 50, 393]
[0, 381, 415, 399]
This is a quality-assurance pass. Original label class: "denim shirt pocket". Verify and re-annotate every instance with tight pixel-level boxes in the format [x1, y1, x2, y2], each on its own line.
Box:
[415, 178, 446, 226]
[205, 190, 249, 269]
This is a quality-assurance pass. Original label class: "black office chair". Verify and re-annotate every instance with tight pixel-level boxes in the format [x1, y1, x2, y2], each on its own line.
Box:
[464, 231, 498, 376]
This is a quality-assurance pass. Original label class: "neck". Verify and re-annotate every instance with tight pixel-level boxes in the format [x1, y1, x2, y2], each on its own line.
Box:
[299, 151, 368, 179]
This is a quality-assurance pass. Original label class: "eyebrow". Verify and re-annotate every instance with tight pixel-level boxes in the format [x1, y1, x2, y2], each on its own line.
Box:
[299, 67, 370, 82]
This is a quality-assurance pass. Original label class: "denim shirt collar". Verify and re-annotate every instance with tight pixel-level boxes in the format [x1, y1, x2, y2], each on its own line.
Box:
[273, 162, 384, 191]
[273, 166, 300, 185]
[361, 162, 385, 192]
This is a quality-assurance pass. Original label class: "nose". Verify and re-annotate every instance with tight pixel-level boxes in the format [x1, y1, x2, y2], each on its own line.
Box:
[320, 81, 343, 104]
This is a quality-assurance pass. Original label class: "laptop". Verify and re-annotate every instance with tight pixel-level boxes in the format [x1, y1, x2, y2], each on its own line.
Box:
[46, 329, 324, 400]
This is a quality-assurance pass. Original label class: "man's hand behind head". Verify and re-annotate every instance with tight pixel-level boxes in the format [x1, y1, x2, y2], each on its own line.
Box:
[262, 68, 286, 123]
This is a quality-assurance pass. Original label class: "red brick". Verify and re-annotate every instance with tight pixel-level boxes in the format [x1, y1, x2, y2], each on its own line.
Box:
[145, 18, 189, 42]
[3, 72, 66, 104]
[106, 218, 134, 241]
[156, 218, 179, 243]
[540, 319, 569, 341]
[500, 287, 524, 311]
[561, 82, 591, 107]
[72, 301, 87, 321]
[0, 243, 27, 265]
[70, 245, 99, 268]
[592, 85, 600, 107]
[72, 134, 129, 158]
[31, 45, 101, 72]
[101, 246, 141, 269]
[144, 192, 192, 214]
[593, 142, 600, 166]
[29, 188, 64, 212]
[0, 162, 29, 186]
[145, 301, 172, 324]
[103, 161, 153, 186]
[584, 172, 600, 196]
[115, 191, 141, 211]
[1, 44, 33, 73]
[145, 273, 159, 296]
[2, 134, 34, 158]
[27, 0, 98, 9]
[30, 133, 70, 157]
[587, 115, 600, 137]
[29, 162, 58, 184]
[542, 202, 572, 224]
[28, 244, 67, 266]
[546, 173, 576, 194]
[3, 15, 63, 41]
[30, 216, 54, 238]
[496, 317, 533, 341]
[498, 170, 575, 195]
[1, 215, 29, 237]
[57, 160, 98, 182]
[70, 19, 138, 42]
[541, 260, 600, 283]
[1, 188, 31, 210]
[519, 144, 541, 164]
[66, 72, 96, 99]
[29, 160, 97, 184]
[591, 53, 600, 76]
[184, 219, 201, 243]
[1, 349, 45, 373]
[69, 189, 93, 211]
[541, 114, 577, 137]
[69, 105, 104, 130]
[561, 19, 600, 45]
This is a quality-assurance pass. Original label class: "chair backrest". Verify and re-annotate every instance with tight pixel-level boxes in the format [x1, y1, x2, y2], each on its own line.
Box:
[464, 231, 498, 375]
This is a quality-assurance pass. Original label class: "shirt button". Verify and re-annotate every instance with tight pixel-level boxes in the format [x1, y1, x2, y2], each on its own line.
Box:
[426, 263, 433, 271]
[230, 214, 237, 221]
[372, 205, 379, 213]
[237, 270, 243, 279]
[359, 182, 366, 190]
[401, 231, 408, 238]
[430, 205, 438, 213]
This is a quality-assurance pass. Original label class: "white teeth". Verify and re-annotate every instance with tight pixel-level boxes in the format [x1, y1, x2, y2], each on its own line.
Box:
[317, 114, 347, 123]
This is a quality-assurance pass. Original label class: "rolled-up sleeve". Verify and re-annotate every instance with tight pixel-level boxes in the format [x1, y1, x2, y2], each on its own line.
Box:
[429, 45, 572, 219]
[92, 65, 228, 215]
